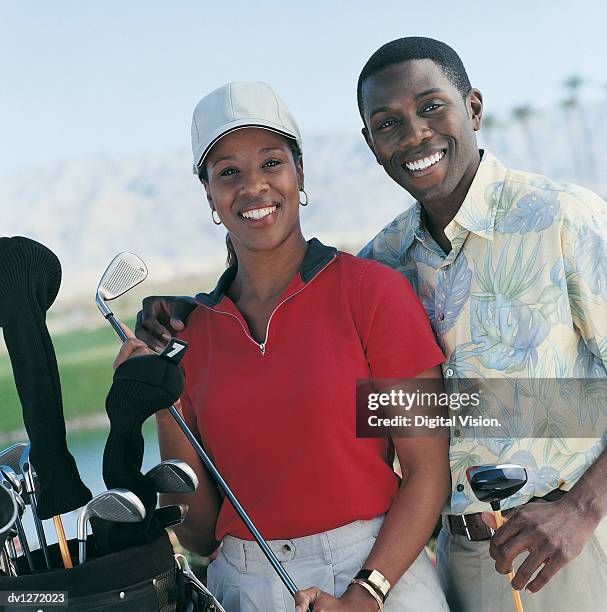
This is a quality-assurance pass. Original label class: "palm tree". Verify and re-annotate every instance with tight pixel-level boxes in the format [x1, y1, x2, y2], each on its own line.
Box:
[481, 112, 499, 153]
[562, 75, 597, 187]
[561, 95, 584, 184]
[512, 105, 543, 173]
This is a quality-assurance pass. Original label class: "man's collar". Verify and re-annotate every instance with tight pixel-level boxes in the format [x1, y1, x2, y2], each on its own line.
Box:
[444, 150, 507, 242]
[196, 238, 337, 307]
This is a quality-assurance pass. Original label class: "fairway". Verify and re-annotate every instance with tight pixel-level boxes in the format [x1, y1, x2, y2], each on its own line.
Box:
[0, 318, 136, 435]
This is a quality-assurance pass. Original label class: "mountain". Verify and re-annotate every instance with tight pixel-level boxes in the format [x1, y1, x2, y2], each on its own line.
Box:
[0, 132, 409, 299]
[1, 117, 604, 300]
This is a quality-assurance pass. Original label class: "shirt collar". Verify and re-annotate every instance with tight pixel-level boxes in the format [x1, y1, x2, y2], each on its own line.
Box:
[444, 150, 508, 242]
[196, 238, 337, 307]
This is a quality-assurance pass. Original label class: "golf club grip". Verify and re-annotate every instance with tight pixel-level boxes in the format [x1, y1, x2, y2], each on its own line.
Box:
[105, 314, 302, 599]
[495, 511, 524, 612]
[53, 515, 73, 569]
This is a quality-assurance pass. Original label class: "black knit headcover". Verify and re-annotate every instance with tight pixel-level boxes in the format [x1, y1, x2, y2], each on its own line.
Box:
[94, 351, 185, 553]
[0, 237, 92, 518]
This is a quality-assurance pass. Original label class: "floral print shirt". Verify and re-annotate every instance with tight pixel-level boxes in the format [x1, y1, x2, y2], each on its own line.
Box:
[359, 151, 607, 514]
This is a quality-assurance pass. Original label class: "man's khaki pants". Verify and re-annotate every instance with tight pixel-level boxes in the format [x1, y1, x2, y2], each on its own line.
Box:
[436, 514, 607, 612]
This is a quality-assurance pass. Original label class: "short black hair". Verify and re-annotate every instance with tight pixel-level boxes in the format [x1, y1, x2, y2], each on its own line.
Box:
[357, 37, 472, 122]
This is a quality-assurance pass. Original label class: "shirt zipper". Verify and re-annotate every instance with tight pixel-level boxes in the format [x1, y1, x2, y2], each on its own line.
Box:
[205, 254, 338, 356]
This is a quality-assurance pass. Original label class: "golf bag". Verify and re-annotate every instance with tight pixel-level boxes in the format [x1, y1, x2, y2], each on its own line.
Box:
[0, 532, 220, 611]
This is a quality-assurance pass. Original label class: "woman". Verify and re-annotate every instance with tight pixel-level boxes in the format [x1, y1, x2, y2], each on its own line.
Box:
[121, 81, 450, 611]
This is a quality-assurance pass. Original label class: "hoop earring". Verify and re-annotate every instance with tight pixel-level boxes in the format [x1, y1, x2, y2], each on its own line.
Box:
[211, 209, 222, 225]
[299, 189, 308, 206]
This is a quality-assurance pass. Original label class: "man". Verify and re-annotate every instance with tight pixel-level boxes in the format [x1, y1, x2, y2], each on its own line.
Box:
[355, 37, 607, 612]
[136, 37, 607, 611]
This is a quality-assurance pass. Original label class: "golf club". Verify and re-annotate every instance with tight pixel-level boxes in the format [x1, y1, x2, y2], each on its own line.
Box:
[0, 466, 35, 571]
[467, 464, 528, 612]
[96, 252, 306, 603]
[155, 504, 189, 529]
[0, 485, 17, 553]
[145, 460, 199, 494]
[95, 252, 148, 338]
[0, 443, 28, 476]
[175, 553, 227, 612]
[77, 488, 146, 565]
[19, 444, 51, 569]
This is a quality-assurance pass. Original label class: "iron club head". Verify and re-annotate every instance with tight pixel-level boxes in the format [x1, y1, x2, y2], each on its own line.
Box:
[95, 253, 148, 318]
[0, 444, 28, 475]
[145, 460, 199, 494]
[466, 464, 528, 511]
[0, 466, 22, 497]
[77, 488, 146, 564]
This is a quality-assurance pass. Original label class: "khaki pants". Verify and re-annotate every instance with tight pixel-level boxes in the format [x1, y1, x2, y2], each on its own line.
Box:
[436, 514, 607, 612]
[207, 515, 449, 612]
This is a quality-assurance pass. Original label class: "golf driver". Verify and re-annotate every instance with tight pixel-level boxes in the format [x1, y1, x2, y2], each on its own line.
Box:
[0, 465, 35, 571]
[77, 488, 146, 565]
[19, 444, 51, 569]
[467, 464, 528, 612]
[95, 252, 307, 605]
[145, 460, 199, 494]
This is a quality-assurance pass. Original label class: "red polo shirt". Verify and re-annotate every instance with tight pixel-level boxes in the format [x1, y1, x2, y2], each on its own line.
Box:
[179, 239, 443, 541]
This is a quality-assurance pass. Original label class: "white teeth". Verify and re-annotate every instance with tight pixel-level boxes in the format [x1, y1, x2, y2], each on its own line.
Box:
[405, 150, 444, 172]
[241, 205, 277, 220]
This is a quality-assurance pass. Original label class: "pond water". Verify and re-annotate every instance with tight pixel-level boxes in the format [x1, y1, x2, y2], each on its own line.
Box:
[15, 422, 161, 547]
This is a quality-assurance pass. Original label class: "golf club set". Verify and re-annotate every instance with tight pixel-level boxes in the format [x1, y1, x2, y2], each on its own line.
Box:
[0, 237, 220, 611]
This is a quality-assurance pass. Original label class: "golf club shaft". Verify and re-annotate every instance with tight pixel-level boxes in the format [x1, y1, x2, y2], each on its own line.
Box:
[78, 539, 86, 565]
[108, 314, 301, 598]
[15, 517, 35, 571]
[53, 515, 73, 569]
[1, 547, 15, 577]
[495, 511, 524, 612]
[28, 494, 51, 569]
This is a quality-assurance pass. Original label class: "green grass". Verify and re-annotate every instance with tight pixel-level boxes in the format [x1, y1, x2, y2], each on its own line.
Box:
[0, 318, 136, 433]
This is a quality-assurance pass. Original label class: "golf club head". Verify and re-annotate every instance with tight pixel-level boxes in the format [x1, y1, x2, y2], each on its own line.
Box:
[77, 488, 146, 565]
[0, 443, 28, 475]
[78, 488, 147, 538]
[95, 253, 148, 318]
[18, 445, 36, 495]
[145, 460, 199, 494]
[466, 464, 528, 510]
[0, 466, 22, 497]
[0, 486, 18, 551]
[155, 504, 189, 528]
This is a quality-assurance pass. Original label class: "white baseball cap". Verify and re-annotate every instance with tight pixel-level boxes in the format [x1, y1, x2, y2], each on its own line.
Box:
[191, 81, 303, 174]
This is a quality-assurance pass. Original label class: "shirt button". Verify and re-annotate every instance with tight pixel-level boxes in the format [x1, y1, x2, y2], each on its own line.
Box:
[437, 312, 445, 321]
[456, 484, 464, 492]
[454, 429, 461, 437]
[283, 544, 291, 552]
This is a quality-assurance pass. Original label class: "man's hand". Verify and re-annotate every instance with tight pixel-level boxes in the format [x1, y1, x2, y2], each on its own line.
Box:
[295, 583, 379, 611]
[482, 497, 600, 593]
[135, 296, 196, 352]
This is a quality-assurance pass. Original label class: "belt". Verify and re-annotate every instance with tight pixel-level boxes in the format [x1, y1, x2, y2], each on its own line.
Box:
[446, 488, 567, 541]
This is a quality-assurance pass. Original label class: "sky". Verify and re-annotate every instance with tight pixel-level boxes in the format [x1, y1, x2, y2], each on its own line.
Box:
[2, 0, 606, 178]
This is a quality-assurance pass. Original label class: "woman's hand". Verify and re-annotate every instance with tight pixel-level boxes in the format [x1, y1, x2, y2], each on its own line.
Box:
[295, 583, 379, 611]
[113, 323, 154, 369]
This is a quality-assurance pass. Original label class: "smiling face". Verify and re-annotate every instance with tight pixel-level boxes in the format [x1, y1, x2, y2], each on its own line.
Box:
[203, 128, 304, 257]
[361, 59, 482, 205]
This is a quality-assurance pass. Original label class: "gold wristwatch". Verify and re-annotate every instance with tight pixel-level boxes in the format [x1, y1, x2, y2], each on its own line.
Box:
[353, 569, 391, 601]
